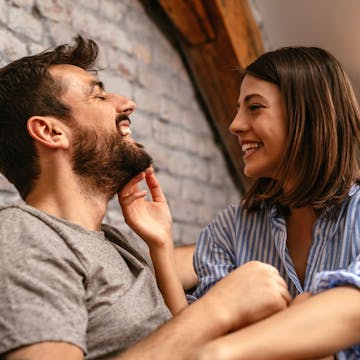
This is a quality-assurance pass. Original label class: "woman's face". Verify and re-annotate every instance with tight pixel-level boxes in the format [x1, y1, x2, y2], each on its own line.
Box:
[230, 75, 288, 179]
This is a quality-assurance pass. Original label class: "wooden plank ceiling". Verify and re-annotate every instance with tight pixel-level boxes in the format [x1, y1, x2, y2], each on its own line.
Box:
[144, 0, 264, 192]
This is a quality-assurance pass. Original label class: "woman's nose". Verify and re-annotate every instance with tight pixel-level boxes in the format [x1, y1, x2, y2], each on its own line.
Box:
[229, 110, 248, 135]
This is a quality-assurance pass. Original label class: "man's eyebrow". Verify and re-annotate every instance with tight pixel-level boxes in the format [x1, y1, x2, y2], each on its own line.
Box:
[88, 80, 105, 95]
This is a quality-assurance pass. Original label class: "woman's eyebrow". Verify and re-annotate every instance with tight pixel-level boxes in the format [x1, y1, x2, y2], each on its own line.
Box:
[243, 93, 266, 102]
[237, 93, 266, 109]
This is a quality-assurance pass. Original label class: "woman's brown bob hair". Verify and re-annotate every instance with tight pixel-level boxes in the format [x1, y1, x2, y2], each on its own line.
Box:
[242, 47, 360, 215]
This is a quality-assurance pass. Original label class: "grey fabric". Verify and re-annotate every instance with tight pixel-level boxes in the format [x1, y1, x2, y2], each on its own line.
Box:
[0, 202, 171, 359]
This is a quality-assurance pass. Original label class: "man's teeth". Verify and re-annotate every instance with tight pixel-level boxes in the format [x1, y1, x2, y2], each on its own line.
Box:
[242, 143, 261, 152]
[119, 127, 132, 136]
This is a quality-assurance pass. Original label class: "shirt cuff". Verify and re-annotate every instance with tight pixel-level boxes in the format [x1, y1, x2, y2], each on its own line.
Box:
[186, 294, 197, 304]
[310, 269, 360, 294]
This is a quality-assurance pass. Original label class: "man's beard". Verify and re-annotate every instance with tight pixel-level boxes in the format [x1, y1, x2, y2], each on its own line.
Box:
[71, 125, 152, 198]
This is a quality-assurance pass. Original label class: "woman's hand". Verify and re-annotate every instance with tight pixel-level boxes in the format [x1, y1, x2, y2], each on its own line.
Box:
[118, 167, 173, 249]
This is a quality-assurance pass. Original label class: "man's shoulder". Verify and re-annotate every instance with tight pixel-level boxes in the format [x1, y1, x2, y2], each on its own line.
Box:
[0, 202, 40, 228]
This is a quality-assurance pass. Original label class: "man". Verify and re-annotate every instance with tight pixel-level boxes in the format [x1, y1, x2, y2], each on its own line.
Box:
[0, 37, 290, 359]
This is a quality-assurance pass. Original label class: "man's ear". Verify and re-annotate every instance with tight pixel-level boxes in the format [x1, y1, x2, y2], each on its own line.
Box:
[27, 116, 70, 149]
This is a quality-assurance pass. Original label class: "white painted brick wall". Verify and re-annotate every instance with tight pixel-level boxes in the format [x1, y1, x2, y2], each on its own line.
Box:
[0, 0, 241, 247]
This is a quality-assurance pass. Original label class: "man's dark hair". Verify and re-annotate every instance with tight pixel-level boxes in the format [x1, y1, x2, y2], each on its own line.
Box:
[0, 36, 98, 199]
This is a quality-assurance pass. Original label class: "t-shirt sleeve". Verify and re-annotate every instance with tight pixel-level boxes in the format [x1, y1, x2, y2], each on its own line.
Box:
[189, 206, 237, 302]
[0, 209, 88, 356]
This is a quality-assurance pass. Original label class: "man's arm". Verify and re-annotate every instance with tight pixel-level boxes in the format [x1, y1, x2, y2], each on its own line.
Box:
[4, 342, 83, 360]
[3, 261, 291, 360]
[191, 286, 360, 360]
[117, 261, 291, 359]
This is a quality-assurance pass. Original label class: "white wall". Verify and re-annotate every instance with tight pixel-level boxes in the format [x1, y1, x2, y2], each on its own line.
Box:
[250, 0, 360, 100]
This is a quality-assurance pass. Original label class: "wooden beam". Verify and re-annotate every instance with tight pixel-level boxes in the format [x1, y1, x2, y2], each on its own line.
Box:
[156, 0, 263, 191]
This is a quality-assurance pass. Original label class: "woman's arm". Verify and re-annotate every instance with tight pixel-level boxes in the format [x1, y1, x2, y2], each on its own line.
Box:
[193, 286, 360, 360]
[118, 168, 187, 314]
[174, 244, 197, 291]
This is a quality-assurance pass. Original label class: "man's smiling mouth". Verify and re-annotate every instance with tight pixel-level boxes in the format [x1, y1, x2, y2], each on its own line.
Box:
[116, 115, 132, 137]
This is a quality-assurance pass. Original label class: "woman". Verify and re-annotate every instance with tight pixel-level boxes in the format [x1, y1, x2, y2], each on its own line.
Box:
[120, 47, 360, 359]
[188, 47, 360, 359]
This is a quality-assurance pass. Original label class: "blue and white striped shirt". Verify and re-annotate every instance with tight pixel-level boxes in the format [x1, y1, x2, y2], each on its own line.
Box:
[190, 185, 360, 360]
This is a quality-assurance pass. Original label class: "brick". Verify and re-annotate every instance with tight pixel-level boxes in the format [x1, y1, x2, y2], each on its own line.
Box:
[71, 7, 130, 53]
[169, 198, 199, 223]
[131, 110, 154, 139]
[160, 97, 181, 123]
[197, 137, 219, 159]
[143, 140, 172, 171]
[100, 70, 133, 99]
[134, 86, 159, 114]
[184, 133, 203, 155]
[249, 0, 263, 28]
[11, 0, 34, 10]
[181, 107, 213, 136]
[74, 0, 99, 11]
[167, 152, 191, 177]
[167, 152, 209, 181]
[152, 41, 183, 75]
[106, 47, 136, 80]
[0, 29, 27, 60]
[36, 0, 73, 23]
[124, 8, 156, 39]
[203, 186, 228, 209]
[227, 190, 241, 205]
[70, 6, 94, 34]
[28, 42, 45, 55]
[179, 223, 202, 245]
[95, 48, 109, 71]
[99, 0, 126, 21]
[138, 63, 169, 95]
[155, 122, 170, 148]
[98, 23, 133, 54]
[196, 205, 217, 226]
[155, 171, 181, 198]
[132, 39, 152, 64]
[126, 0, 143, 12]
[0, 55, 6, 67]
[48, 22, 76, 46]
[208, 152, 232, 186]
[9, 6, 43, 42]
[181, 179, 204, 203]
[189, 158, 210, 182]
[171, 222, 183, 245]
[168, 76, 195, 107]
[0, 0, 8, 20]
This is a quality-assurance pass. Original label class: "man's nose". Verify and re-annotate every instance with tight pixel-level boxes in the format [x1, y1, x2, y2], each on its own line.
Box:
[109, 93, 136, 115]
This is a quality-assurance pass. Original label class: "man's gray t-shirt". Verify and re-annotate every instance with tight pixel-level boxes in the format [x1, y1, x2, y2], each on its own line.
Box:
[0, 203, 171, 359]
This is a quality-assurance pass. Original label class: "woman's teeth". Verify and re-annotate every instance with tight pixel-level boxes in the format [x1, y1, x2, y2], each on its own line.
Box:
[242, 143, 261, 152]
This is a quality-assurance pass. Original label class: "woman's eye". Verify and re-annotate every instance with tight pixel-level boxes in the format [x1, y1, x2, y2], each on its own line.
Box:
[249, 103, 264, 111]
